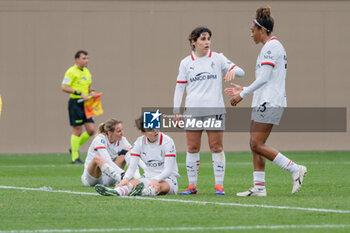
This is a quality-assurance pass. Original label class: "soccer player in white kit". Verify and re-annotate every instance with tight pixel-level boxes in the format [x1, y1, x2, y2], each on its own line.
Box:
[94, 116, 179, 196]
[225, 7, 307, 196]
[81, 119, 144, 187]
[173, 27, 245, 195]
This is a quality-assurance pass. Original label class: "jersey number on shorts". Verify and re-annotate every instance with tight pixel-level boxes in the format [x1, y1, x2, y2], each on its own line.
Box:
[258, 102, 267, 112]
[216, 114, 223, 120]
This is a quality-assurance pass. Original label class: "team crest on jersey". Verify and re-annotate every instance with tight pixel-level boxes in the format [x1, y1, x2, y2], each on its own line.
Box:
[83, 76, 87, 80]
[169, 145, 175, 153]
[100, 139, 106, 144]
[264, 51, 274, 60]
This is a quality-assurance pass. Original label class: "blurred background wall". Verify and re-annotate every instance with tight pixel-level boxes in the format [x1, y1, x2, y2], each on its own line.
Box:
[0, 0, 349, 153]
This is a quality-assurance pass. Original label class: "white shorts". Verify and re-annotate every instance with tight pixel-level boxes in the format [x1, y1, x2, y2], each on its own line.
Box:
[81, 169, 117, 187]
[251, 102, 284, 125]
[139, 176, 178, 195]
[184, 114, 225, 131]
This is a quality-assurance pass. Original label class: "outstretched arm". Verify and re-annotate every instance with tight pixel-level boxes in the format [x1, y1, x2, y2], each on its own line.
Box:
[239, 65, 273, 98]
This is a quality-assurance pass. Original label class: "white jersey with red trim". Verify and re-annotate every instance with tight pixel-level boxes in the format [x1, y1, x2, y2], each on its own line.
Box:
[176, 50, 244, 115]
[84, 134, 131, 170]
[252, 37, 287, 107]
[129, 133, 179, 179]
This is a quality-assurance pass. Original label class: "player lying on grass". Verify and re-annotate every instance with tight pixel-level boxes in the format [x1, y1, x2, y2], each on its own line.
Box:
[82, 118, 145, 187]
[94, 116, 180, 196]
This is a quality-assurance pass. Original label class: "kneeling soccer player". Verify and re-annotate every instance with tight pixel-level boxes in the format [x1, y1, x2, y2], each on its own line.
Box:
[82, 118, 144, 187]
[94, 116, 180, 196]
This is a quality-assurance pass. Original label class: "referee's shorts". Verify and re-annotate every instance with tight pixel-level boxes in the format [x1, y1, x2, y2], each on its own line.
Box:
[68, 98, 94, 126]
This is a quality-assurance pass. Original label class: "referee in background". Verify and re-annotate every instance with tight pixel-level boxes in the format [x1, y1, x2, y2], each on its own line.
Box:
[61, 50, 96, 164]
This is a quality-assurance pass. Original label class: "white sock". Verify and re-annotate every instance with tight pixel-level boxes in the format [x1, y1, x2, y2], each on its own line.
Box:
[101, 163, 122, 181]
[114, 182, 133, 196]
[253, 171, 265, 190]
[186, 152, 200, 187]
[141, 187, 158, 196]
[212, 152, 225, 186]
[273, 152, 300, 174]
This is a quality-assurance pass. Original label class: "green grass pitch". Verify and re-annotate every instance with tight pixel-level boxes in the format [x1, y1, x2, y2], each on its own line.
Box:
[0, 151, 349, 233]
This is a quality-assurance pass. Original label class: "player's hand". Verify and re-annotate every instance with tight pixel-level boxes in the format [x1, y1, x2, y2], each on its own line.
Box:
[224, 83, 243, 96]
[149, 179, 160, 193]
[117, 177, 130, 187]
[90, 91, 97, 98]
[173, 113, 183, 128]
[81, 93, 90, 101]
[230, 95, 243, 106]
[223, 70, 236, 82]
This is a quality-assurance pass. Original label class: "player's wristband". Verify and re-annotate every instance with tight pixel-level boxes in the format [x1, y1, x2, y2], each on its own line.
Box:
[74, 90, 82, 95]
[118, 149, 129, 155]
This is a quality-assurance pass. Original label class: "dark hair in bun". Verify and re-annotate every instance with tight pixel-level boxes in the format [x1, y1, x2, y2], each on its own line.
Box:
[254, 7, 274, 34]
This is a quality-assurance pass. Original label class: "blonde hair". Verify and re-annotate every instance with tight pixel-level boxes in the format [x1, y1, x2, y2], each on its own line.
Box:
[98, 119, 122, 134]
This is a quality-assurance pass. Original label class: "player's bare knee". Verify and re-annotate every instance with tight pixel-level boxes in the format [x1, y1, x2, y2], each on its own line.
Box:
[187, 145, 200, 153]
[209, 144, 223, 153]
[73, 126, 83, 136]
[93, 156, 104, 166]
[250, 139, 261, 153]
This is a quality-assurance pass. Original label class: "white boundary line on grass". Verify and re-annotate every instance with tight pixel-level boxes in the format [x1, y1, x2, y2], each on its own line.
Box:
[1, 185, 349, 214]
[0, 161, 350, 168]
[1, 161, 349, 168]
[0, 224, 349, 232]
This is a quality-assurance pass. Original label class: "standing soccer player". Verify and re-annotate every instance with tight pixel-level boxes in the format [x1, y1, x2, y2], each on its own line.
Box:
[61, 50, 96, 164]
[173, 27, 245, 195]
[225, 7, 307, 196]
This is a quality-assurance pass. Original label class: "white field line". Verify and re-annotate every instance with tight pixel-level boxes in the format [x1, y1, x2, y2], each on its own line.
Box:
[0, 224, 349, 232]
[1, 161, 350, 168]
[0, 185, 349, 214]
[0, 165, 76, 168]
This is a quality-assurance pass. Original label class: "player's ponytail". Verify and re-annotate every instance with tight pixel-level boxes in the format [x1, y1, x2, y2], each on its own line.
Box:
[98, 119, 122, 134]
[254, 7, 274, 34]
[98, 122, 106, 134]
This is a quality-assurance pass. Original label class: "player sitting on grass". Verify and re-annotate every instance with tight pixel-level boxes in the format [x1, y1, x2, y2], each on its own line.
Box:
[82, 118, 145, 187]
[94, 116, 180, 196]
